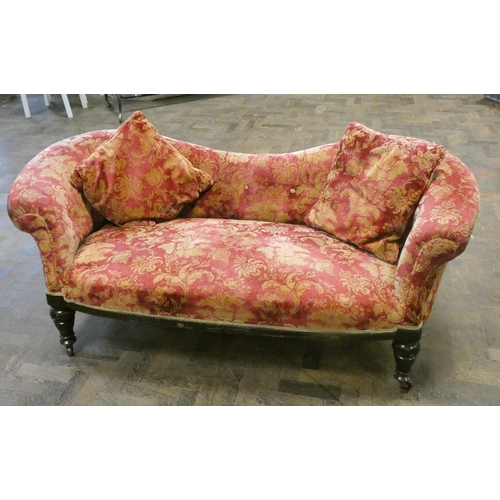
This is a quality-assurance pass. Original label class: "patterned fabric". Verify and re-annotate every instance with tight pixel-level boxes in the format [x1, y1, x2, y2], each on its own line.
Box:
[7, 130, 114, 292]
[7, 126, 479, 333]
[70, 111, 213, 225]
[174, 141, 339, 224]
[60, 219, 402, 331]
[306, 122, 446, 263]
[394, 152, 480, 325]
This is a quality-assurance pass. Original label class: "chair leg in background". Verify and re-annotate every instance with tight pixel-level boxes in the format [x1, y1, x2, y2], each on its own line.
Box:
[60, 94, 73, 118]
[20, 94, 31, 117]
[79, 94, 88, 108]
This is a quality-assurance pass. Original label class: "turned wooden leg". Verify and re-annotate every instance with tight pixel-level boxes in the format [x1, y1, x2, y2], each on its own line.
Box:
[47, 297, 77, 356]
[392, 329, 422, 390]
[50, 307, 77, 356]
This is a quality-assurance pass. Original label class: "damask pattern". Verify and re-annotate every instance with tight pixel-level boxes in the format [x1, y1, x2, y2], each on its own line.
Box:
[174, 141, 340, 224]
[306, 122, 446, 264]
[70, 111, 213, 225]
[60, 219, 403, 331]
[7, 124, 479, 332]
[394, 152, 480, 325]
[7, 130, 114, 292]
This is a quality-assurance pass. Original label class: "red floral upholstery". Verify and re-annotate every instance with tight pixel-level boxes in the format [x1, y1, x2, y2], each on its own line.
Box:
[394, 152, 480, 326]
[306, 122, 445, 263]
[70, 111, 213, 225]
[174, 141, 339, 224]
[59, 219, 402, 331]
[7, 124, 479, 334]
[7, 131, 114, 292]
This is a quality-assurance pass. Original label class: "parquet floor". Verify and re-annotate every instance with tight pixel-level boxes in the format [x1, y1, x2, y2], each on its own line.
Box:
[1, 94, 499, 405]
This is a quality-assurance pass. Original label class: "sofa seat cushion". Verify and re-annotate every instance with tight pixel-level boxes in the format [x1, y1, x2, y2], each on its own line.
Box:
[59, 219, 402, 332]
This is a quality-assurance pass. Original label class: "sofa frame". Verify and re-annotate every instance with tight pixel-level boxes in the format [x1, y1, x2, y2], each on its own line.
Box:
[47, 293, 422, 389]
[8, 121, 479, 391]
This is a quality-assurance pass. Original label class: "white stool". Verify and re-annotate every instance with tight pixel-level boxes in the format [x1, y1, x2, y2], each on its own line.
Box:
[20, 94, 88, 118]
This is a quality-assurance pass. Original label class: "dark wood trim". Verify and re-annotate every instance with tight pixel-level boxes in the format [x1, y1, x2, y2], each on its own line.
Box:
[392, 328, 422, 391]
[46, 295, 399, 341]
[47, 295, 77, 356]
[46, 295, 423, 389]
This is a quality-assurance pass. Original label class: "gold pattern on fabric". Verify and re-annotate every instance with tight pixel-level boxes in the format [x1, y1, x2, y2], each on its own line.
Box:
[7, 122, 479, 333]
[59, 219, 402, 331]
[70, 111, 213, 225]
[305, 122, 446, 263]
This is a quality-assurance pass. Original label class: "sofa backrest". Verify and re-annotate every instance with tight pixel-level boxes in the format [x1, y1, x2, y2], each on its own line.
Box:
[169, 138, 340, 224]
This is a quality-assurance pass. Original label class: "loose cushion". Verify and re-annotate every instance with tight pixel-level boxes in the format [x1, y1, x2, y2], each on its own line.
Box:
[305, 122, 445, 263]
[70, 111, 213, 225]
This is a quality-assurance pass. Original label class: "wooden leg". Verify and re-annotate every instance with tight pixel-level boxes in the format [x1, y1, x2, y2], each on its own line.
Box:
[49, 304, 77, 356]
[392, 329, 422, 390]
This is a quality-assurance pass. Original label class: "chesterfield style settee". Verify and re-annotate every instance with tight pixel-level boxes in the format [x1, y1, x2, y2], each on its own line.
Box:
[7, 112, 479, 389]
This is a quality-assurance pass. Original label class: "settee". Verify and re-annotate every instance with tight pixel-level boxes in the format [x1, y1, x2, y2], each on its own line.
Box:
[7, 112, 479, 389]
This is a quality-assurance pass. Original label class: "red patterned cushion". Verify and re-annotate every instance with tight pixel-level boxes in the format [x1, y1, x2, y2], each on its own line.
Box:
[305, 122, 445, 263]
[70, 111, 213, 225]
[59, 219, 402, 331]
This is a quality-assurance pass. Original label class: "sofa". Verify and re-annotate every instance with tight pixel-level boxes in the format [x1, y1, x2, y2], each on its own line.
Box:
[7, 111, 480, 389]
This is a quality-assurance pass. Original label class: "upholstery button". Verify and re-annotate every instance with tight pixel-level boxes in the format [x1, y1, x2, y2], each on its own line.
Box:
[244, 184, 249, 190]
[290, 188, 296, 194]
